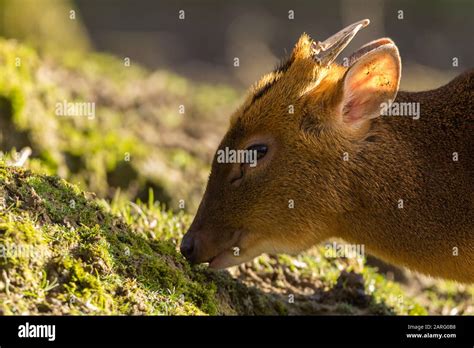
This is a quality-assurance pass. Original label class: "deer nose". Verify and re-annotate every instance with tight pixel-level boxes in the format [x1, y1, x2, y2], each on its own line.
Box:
[180, 233, 196, 262]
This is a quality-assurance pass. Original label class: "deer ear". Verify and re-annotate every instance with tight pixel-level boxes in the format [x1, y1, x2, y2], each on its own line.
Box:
[339, 39, 401, 128]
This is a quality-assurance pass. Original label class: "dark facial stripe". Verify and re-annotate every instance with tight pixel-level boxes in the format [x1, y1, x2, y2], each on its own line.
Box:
[274, 54, 294, 74]
[250, 55, 294, 104]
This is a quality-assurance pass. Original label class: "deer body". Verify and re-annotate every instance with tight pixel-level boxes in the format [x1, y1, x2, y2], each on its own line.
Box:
[181, 20, 474, 283]
[335, 72, 474, 282]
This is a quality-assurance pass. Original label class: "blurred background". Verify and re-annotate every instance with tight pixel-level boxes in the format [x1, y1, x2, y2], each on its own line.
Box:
[1, 0, 472, 89]
[77, 0, 473, 90]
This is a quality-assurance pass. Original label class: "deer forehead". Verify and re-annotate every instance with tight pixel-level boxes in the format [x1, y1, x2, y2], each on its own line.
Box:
[230, 57, 347, 131]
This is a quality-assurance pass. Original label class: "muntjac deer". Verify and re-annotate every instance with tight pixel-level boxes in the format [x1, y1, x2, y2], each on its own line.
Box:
[181, 19, 474, 282]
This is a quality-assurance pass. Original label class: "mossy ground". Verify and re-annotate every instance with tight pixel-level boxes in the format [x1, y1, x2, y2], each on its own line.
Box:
[0, 38, 472, 316]
[0, 165, 286, 315]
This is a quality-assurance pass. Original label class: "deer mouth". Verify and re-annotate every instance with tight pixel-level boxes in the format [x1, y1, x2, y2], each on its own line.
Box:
[206, 230, 268, 269]
[208, 243, 264, 269]
[208, 250, 235, 269]
[206, 230, 243, 269]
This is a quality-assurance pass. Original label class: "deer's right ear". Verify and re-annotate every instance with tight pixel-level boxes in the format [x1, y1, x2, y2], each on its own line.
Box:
[338, 38, 401, 129]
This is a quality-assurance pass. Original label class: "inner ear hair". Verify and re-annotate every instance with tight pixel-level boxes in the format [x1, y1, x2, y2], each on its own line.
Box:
[339, 41, 401, 130]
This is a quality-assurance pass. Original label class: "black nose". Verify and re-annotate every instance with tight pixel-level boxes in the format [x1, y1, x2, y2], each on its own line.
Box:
[180, 234, 195, 261]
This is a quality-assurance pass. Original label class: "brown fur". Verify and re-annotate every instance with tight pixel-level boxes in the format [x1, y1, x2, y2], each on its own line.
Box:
[181, 33, 474, 282]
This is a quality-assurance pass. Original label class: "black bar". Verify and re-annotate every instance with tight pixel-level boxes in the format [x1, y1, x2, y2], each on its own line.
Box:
[0, 316, 472, 346]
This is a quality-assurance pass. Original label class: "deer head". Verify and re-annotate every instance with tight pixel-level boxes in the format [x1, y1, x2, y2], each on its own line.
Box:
[181, 19, 401, 268]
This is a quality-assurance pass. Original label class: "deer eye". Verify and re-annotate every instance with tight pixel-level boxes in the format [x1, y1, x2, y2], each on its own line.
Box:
[247, 144, 268, 161]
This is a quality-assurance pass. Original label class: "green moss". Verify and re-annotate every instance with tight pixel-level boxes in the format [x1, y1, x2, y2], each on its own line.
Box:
[0, 165, 294, 315]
